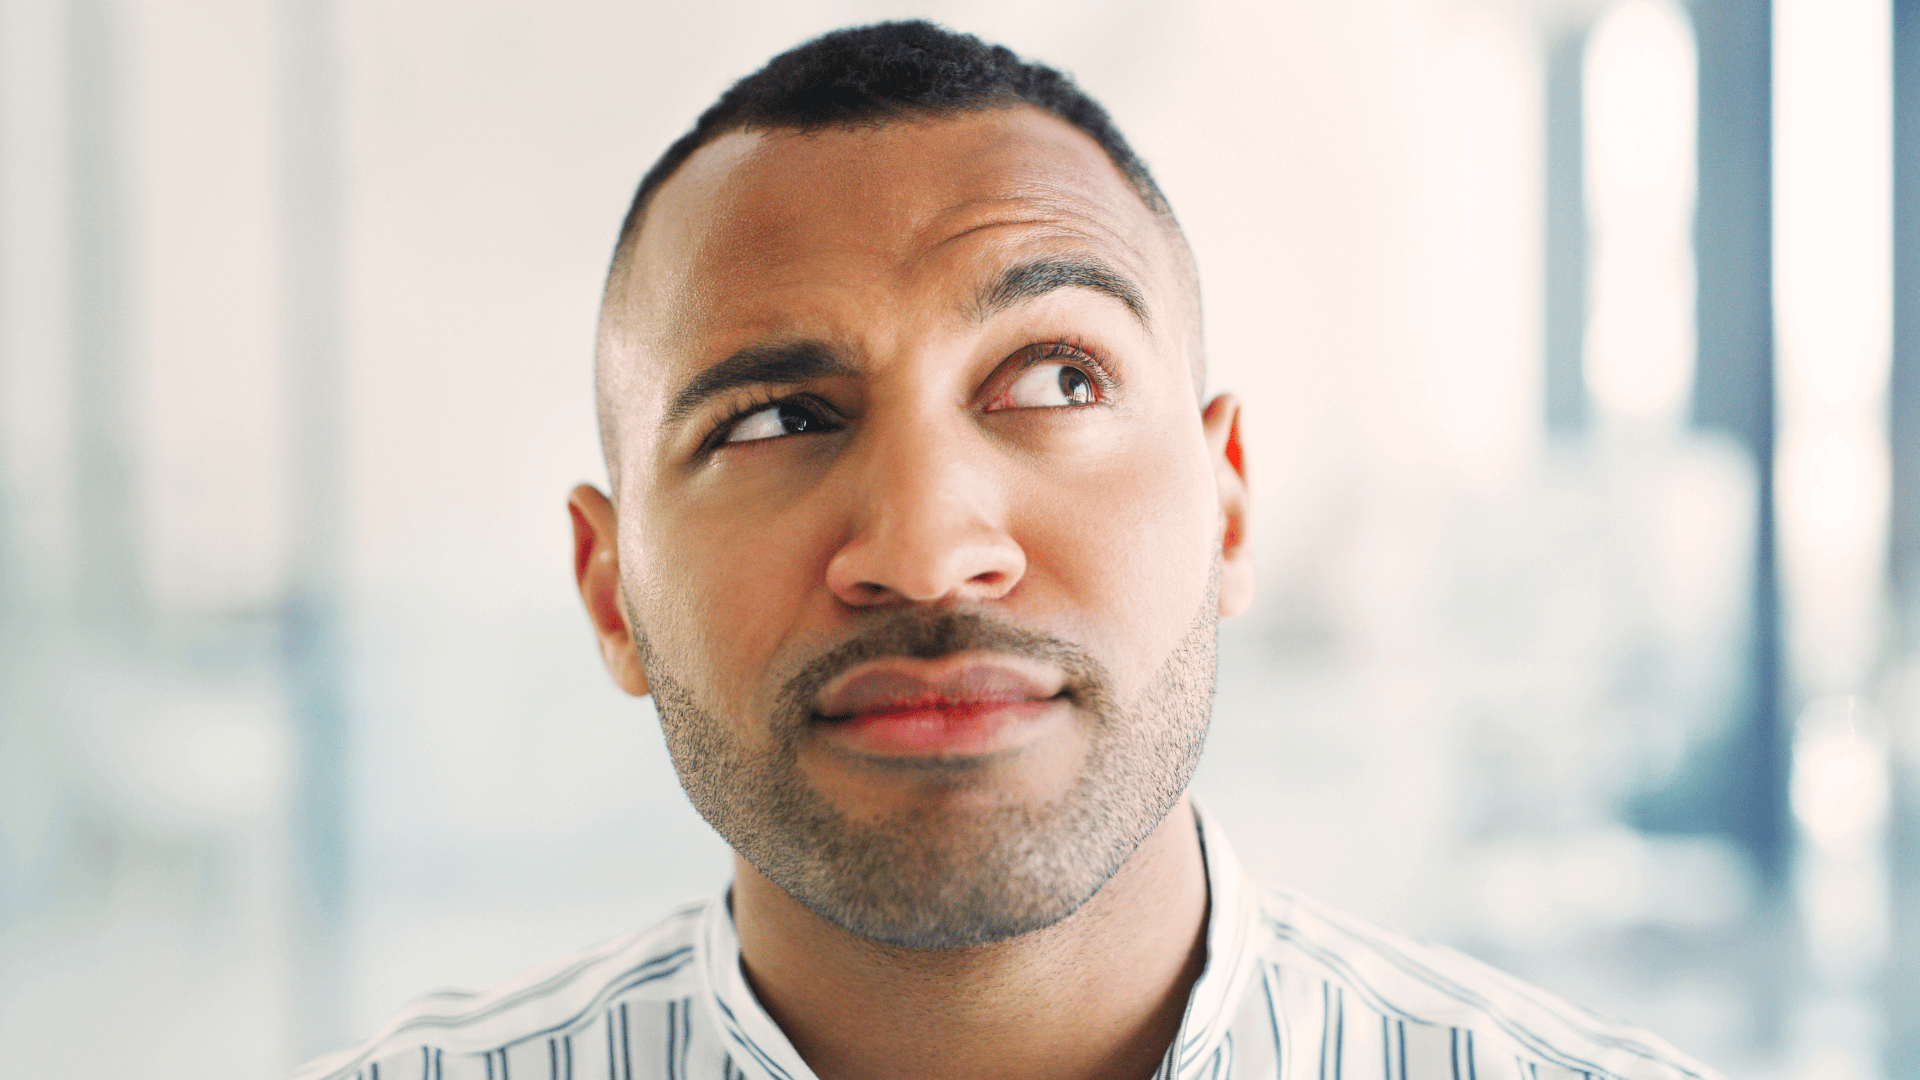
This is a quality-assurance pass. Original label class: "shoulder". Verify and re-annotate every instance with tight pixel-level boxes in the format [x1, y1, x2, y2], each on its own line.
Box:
[289, 897, 712, 1080]
[1247, 885, 1723, 1080]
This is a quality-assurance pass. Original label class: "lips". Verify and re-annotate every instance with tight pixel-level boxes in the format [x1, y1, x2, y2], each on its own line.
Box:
[817, 658, 1063, 718]
[812, 656, 1068, 757]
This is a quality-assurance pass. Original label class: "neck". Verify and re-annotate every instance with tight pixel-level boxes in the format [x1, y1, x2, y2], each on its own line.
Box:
[730, 799, 1211, 1080]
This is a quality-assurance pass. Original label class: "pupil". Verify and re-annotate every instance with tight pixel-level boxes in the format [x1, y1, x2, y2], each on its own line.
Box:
[1058, 367, 1091, 403]
[777, 403, 816, 434]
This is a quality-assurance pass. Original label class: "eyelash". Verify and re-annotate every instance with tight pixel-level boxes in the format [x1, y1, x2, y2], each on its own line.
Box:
[1006, 339, 1115, 396]
[698, 339, 1114, 452]
[698, 389, 837, 453]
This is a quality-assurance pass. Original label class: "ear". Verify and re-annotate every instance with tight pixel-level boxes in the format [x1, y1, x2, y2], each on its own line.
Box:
[568, 483, 650, 696]
[1202, 394, 1254, 618]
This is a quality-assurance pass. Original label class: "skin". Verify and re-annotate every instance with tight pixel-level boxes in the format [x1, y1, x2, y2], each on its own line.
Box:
[570, 106, 1253, 1080]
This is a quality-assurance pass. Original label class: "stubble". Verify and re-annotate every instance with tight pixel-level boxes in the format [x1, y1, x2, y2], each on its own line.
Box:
[636, 580, 1218, 950]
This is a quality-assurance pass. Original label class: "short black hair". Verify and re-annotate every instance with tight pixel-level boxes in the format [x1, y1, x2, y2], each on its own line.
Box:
[612, 20, 1173, 258]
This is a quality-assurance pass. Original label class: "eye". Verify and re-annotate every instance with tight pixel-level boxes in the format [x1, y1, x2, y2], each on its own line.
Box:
[987, 361, 1100, 411]
[722, 399, 833, 444]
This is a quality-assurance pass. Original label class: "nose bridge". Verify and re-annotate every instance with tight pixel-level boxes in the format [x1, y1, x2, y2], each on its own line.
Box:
[879, 414, 995, 545]
[828, 403, 1024, 605]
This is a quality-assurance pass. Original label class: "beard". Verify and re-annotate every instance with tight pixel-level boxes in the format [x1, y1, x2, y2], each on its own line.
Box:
[636, 582, 1218, 951]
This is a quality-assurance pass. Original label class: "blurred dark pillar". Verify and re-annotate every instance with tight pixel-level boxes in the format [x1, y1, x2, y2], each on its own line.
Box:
[282, 0, 350, 1059]
[1689, 0, 1787, 886]
[1886, 0, 1920, 1069]
[1544, 25, 1589, 439]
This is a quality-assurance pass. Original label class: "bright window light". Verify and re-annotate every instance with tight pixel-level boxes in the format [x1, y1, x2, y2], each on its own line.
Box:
[1791, 696, 1890, 852]
[1774, 0, 1892, 696]
[1582, 0, 1697, 423]
[1775, 0, 1894, 417]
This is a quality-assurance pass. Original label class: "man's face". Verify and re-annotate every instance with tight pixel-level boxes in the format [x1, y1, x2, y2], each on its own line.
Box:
[576, 106, 1251, 948]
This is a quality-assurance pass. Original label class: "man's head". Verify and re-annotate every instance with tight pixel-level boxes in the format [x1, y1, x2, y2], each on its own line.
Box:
[599, 19, 1204, 459]
[570, 21, 1252, 950]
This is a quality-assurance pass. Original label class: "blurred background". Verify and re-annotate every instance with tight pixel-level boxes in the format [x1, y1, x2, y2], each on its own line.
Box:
[0, 0, 1915, 1075]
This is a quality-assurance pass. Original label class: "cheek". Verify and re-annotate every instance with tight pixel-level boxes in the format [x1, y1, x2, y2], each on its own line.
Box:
[1015, 426, 1218, 678]
[625, 495, 840, 716]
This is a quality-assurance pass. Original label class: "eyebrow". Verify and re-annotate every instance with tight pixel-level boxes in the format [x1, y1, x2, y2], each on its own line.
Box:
[971, 255, 1150, 328]
[662, 339, 854, 433]
[660, 256, 1145, 438]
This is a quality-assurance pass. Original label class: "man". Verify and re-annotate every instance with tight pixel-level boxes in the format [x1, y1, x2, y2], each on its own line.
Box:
[297, 22, 1718, 1080]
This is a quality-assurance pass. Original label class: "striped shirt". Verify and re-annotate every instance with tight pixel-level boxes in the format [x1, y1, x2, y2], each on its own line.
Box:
[292, 807, 1720, 1080]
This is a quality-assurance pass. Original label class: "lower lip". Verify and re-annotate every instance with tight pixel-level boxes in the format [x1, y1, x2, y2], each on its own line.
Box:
[818, 699, 1062, 758]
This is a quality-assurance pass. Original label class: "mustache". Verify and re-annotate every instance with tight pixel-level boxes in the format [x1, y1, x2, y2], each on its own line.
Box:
[773, 609, 1109, 729]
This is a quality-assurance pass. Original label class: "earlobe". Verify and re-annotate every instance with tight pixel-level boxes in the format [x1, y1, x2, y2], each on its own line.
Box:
[568, 483, 651, 697]
[1201, 395, 1255, 618]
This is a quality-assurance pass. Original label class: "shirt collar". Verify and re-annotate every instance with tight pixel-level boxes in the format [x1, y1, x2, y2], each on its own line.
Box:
[696, 801, 1260, 1080]
[699, 888, 810, 1080]
[1169, 799, 1264, 1078]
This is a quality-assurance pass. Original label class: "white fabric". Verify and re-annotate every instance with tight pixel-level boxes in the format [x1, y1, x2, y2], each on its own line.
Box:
[293, 807, 1721, 1080]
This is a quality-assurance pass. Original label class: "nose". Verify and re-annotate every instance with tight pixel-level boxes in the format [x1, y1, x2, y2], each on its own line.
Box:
[824, 421, 1027, 608]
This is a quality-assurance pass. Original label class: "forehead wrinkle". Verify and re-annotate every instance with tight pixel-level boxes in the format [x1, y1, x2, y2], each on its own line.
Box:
[912, 182, 1154, 268]
[902, 199, 1159, 339]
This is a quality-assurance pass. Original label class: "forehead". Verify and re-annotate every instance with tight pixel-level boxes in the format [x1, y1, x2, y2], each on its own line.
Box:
[603, 107, 1176, 376]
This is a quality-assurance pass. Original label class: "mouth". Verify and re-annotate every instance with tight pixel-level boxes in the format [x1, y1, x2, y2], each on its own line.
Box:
[812, 655, 1071, 759]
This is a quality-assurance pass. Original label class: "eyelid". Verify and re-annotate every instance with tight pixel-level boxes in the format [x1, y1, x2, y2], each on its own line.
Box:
[995, 340, 1116, 401]
[697, 389, 835, 454]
